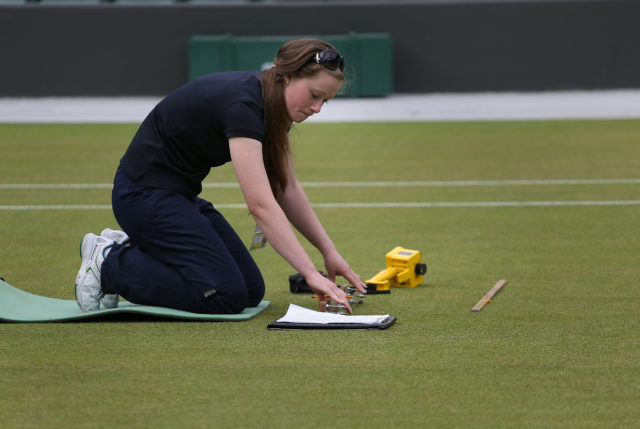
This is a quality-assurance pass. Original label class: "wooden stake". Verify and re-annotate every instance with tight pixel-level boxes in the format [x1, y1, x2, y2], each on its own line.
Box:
[471, 280, 508, 312]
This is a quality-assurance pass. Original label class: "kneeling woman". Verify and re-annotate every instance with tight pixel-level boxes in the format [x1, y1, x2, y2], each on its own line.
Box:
[75, 38, 366, 314]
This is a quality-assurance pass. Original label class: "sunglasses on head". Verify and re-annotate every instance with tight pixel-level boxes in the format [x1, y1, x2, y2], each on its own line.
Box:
[311, 50, 345, 71]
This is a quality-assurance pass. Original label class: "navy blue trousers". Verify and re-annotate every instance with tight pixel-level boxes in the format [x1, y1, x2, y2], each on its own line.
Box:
[101, 168, 265, 314]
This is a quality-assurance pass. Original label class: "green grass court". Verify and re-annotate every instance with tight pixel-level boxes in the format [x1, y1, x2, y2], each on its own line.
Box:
[1, 120, 639, 427]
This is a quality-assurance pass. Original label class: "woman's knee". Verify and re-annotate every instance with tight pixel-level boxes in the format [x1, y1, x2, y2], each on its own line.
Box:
[200, 272, 265, 313]
[247, 279, 266, 307]
[203, 285, 249, 314]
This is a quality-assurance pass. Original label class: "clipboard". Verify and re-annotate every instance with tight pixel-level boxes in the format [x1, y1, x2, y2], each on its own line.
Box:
[268, 316, 397, 330]
[267, 304, 396, 330]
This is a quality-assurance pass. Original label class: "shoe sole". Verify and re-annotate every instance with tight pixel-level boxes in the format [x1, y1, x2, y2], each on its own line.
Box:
[74, 233, 104, 312]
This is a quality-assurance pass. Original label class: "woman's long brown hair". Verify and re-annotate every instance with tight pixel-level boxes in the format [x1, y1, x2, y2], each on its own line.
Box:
[259, 39, 345, 197]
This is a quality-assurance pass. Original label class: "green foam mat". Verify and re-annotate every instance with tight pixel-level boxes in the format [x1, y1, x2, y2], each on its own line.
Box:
[0, 278, 269, 323]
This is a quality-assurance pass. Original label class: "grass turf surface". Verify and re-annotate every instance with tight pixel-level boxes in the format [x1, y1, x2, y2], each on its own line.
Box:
[1, 120, 639, 428]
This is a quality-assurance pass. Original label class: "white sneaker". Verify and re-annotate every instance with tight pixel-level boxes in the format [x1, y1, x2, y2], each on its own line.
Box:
[75, 233, 115, 312]
[99, 228, 128, 308]
[100, 294, 119, 309]
[100, 228, 129, 245]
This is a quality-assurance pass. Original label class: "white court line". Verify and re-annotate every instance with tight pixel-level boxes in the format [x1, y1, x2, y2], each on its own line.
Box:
[0, 205, 115, 210]
[300, 178, 640, 187]
[312, 201, 640, 208]
[1, 178, 639, 190]
[0, 184, 114, 189]
[2, 91, 640, 123]
[1, 201, 639, 210]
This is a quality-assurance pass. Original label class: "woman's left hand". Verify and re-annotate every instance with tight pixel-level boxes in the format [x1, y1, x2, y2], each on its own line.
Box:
[323, 249, 367, 294]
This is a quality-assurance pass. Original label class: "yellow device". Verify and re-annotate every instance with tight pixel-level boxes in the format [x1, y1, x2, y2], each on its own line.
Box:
[365, 247, 427, 292]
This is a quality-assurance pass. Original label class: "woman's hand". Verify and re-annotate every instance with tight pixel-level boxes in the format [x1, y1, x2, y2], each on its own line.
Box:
[304, 270, 353, 314]
[323, 249, 368, 295]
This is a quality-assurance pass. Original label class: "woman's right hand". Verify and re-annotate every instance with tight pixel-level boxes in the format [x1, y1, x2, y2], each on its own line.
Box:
[304, 270, 352, 314]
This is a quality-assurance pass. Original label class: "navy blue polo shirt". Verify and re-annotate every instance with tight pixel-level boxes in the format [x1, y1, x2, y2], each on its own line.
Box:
[119, 71, 264, 198]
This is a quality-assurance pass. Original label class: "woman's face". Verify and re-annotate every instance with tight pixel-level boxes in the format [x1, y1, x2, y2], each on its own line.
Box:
[284, 69, 342, 123]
